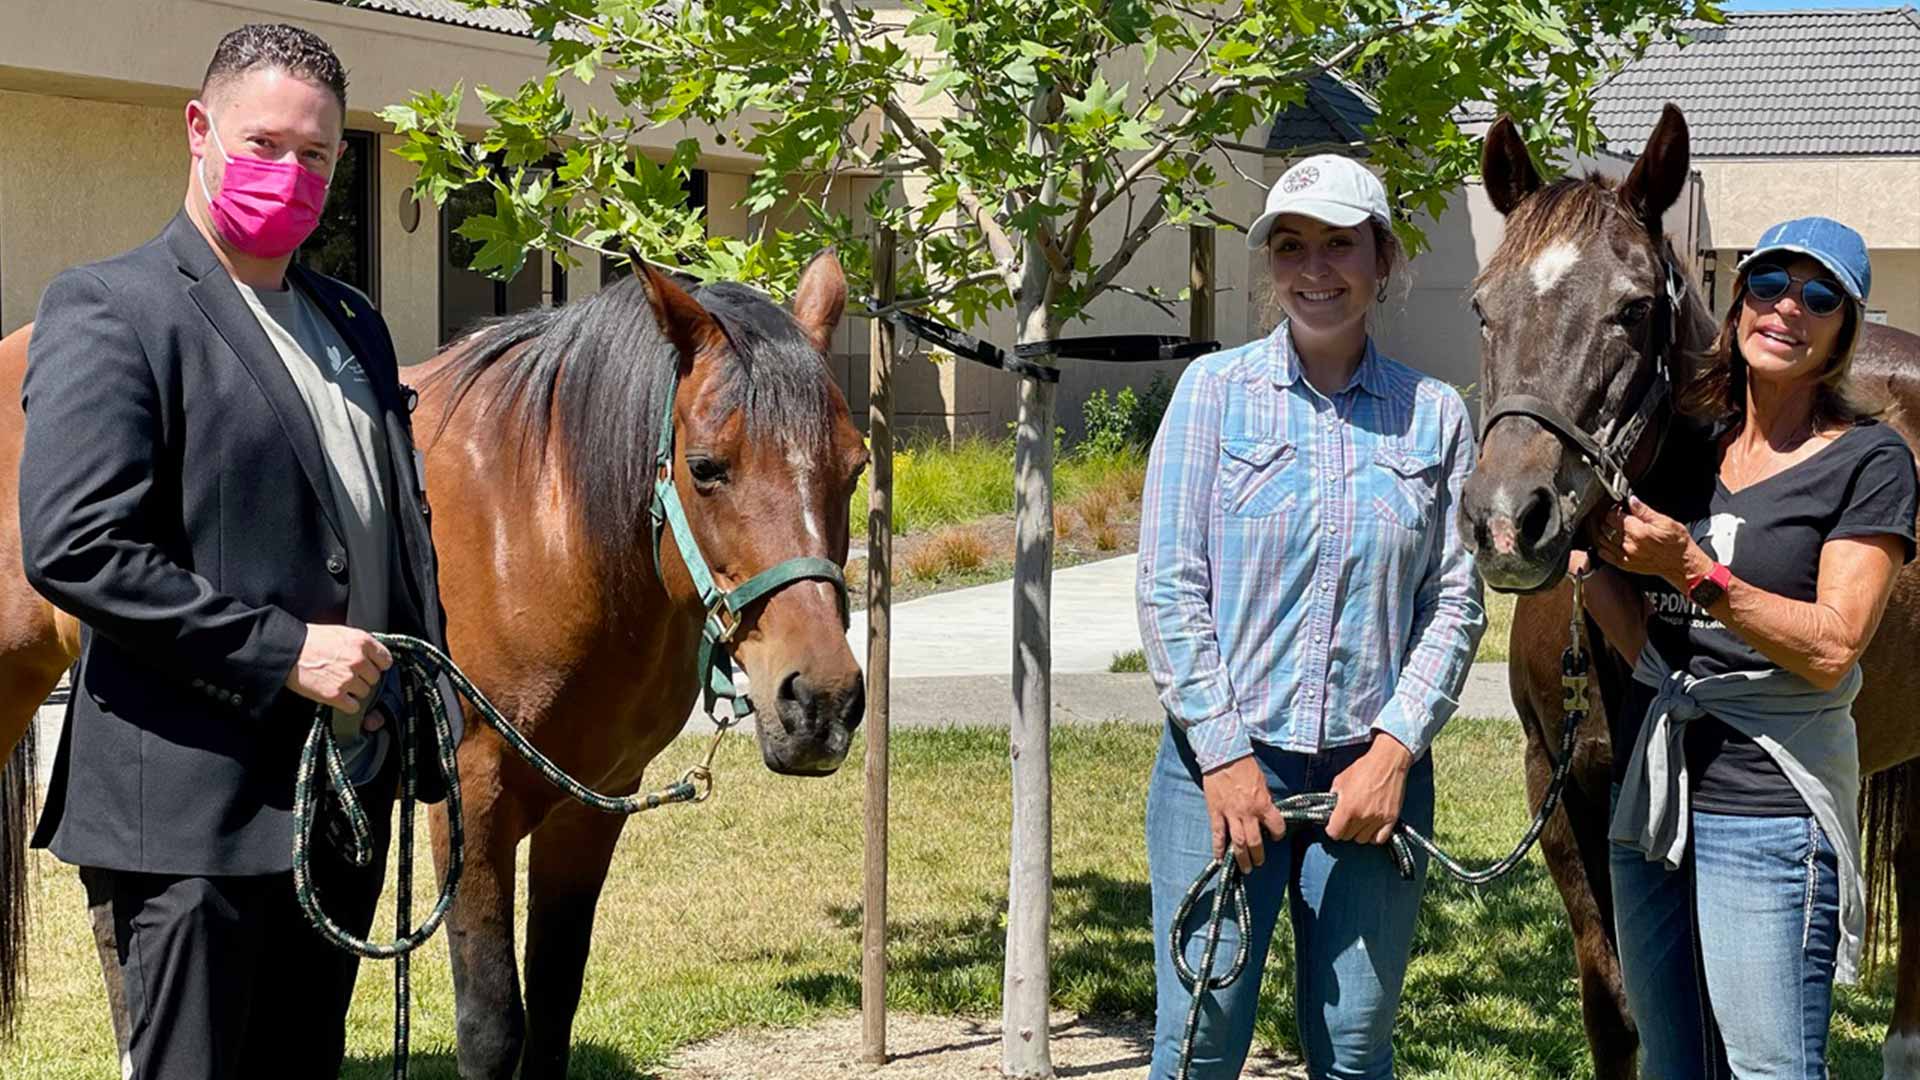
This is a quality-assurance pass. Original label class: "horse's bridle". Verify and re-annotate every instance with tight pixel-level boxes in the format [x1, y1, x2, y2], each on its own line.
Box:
[1478, 257, 1688, 505]
[649, 360, 849, 722]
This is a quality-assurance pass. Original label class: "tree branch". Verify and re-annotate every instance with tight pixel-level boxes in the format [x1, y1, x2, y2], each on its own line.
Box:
[824, 0, 1021, 288]
[1077, 15, 1439, 239]
[1086, 193, 1169, 298]
[1105, 283, 1179, 319]
[860, 268, 1004, 317]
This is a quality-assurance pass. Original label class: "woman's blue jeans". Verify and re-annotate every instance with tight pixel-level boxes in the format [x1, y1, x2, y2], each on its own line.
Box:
[1147, 722, 1433, 1079]
[1611, 787, 1842, 1079]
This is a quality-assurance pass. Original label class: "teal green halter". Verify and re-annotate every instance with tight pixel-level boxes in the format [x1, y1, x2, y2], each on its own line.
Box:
[649, 362, 849, 721]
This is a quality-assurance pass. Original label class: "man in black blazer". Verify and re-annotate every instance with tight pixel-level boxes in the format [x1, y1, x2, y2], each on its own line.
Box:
[19, 24, 446, 1079]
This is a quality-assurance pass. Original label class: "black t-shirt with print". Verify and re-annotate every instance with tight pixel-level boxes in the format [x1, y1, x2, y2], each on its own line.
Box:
[1614, 420, 1918, 816]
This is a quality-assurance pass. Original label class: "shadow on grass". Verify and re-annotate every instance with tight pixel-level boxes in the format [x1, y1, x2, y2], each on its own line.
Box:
[341, 1042, 645, 1080]
[798, 871, 1156, 1018]
[789, 857, 1904, 1079]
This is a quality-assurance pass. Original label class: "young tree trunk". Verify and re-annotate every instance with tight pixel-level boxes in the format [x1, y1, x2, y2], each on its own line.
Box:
[1002, 342, 1056, 1080]
[862, 226, 896, 1066]
[1002, 77, 1061, 1071]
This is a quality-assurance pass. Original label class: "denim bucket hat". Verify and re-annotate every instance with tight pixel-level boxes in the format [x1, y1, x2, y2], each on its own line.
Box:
[1735, 216, 1871, 304]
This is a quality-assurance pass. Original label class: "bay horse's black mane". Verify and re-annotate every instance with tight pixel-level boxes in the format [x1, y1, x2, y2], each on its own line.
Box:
[426, 271, 838, 594]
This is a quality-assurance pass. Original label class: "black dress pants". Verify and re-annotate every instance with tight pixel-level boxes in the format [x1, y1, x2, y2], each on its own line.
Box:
[88, 788, 393, 1080]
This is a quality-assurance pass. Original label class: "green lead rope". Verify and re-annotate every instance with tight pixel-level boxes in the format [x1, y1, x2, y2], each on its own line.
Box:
[1171, 577, 1594, 1080]
[292, 633, 728, 1080]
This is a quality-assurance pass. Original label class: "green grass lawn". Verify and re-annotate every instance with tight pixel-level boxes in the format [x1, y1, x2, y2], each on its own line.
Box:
[1477, 588, 1516, 664]
[852, 436, 1144, 538]
[7, 719, 1898, 1078]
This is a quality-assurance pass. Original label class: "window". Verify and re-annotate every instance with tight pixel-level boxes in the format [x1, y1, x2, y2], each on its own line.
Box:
[1699, 250, 1716, 312]
[601, 168, 708, 285]
[439, 183, 549, 345]
[297, 130, 378, 300]
[1868, 310, 1890, 325]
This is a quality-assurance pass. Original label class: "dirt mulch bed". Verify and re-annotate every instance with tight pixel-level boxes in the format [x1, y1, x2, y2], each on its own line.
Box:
[661, 1012, 1306, 1079]
[848, 503, 1142, 612]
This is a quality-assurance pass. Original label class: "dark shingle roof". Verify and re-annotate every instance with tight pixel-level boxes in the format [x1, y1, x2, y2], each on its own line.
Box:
[1595, 8, 1920, 155]
[1267, 72, 1379, 153]
[1467, 9, 1920, 156]
[338, 0, 534, 36]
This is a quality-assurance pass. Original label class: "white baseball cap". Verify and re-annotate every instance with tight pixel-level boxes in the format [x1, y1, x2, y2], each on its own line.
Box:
[1247, 154, 1391, 250]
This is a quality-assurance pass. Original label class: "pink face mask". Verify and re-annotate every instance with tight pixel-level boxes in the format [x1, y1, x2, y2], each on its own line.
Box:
[196, 113, 331, 260]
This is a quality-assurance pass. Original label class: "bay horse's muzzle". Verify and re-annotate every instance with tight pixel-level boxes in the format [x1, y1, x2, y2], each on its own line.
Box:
[759, 668, 864, 775]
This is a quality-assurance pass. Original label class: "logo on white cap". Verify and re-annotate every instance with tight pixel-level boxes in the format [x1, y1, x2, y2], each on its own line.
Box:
[1281, 166, 1320, 194]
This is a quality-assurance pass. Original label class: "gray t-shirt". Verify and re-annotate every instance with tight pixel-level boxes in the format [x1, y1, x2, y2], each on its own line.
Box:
[234, 280, 394, 748]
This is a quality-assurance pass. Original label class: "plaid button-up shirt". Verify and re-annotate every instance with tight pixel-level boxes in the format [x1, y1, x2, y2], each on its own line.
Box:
[1135, 323, 1486, 771]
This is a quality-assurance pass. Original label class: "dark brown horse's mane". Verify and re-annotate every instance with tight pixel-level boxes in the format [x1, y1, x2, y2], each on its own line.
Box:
[426, 272, 838, 594]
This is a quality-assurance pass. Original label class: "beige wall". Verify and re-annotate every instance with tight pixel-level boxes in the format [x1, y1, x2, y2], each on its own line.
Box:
[1698, 158, 1920, 251]
[0, 91, 185, 334]
[1876, 249, 1920, 336]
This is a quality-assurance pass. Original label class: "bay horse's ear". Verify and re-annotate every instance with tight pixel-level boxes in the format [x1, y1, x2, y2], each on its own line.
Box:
[792, 249, 848, 356]
[1482, 116, 1542, 217]
[638, 262, 722, 372]
[1620, 103, 1690, 233]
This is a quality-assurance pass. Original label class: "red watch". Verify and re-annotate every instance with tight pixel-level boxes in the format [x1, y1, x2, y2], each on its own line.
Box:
[1687, 561, 1732, 608]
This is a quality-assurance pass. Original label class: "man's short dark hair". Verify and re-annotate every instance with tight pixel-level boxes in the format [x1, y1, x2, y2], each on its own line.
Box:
[201, 23, 348, 112]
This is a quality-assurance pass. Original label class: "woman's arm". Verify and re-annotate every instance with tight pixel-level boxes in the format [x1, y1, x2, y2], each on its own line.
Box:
[1136, 363, 1249, 767]
[1136, 363, 1289, 871]
[1597, 498, 1904, 690]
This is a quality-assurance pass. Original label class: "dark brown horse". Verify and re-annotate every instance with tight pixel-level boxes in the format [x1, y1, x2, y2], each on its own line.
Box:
[0, 253, 869, 1077]
[1461, 104, 1920, 1078]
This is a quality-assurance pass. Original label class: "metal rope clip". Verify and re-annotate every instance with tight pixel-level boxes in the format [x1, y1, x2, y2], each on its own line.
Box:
[1560, 570, 1592, 713]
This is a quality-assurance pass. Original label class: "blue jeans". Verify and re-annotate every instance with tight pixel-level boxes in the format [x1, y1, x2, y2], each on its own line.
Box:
[1611, 790, 1841, 1079]
[1148, 722, 1433, 1079]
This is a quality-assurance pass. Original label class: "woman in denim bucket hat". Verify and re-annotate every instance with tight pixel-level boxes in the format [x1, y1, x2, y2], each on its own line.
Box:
[1578, 217, 1916, 1077]
[1136, 154, 1486, 1078]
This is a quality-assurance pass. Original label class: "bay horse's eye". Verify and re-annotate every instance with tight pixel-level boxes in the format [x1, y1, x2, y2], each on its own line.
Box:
[686, 454, 728, 489]
[1620, 298, 1654, 326]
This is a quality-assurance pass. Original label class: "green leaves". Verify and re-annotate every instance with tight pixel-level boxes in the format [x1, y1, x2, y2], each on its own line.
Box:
[388, 0, 1703, 328]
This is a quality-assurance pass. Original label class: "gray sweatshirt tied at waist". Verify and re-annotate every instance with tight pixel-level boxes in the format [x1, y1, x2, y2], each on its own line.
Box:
[1609, 644, 1866, 983]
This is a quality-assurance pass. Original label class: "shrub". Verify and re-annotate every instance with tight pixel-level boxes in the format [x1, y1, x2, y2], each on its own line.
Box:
[902, 524, 994, 582]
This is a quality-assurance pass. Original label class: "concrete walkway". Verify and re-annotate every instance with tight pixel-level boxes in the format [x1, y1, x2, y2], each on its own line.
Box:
[31, 554, 1519, 783]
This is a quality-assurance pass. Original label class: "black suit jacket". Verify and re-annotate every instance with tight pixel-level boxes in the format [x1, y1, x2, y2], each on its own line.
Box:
[21, 211, 448, 877]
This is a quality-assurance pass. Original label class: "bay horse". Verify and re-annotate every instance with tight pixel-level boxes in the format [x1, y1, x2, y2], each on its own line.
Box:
[0, 252, 869, 1078]
[1460, 103, 1920, 1078]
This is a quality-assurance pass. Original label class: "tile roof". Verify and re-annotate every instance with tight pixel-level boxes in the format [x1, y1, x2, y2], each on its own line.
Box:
[336, 0, 535, 36]
[1266, 72, 1379, 154]
[1469, 8, 1920, 157]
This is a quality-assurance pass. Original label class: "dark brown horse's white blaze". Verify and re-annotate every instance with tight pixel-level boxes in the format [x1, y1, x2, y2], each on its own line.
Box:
[0, 253, 868, 1075]
[1462, 104, 1920, 1079]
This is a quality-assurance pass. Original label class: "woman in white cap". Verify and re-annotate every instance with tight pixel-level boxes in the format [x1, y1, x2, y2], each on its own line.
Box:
[1136, 153, 1485, 1077]
[1581, 217, 1915, 1077]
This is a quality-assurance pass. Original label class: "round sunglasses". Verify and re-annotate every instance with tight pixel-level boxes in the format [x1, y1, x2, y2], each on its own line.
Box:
[1745, 262, 1848, 318]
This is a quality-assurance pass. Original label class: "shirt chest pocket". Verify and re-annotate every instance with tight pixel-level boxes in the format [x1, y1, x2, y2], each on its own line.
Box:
[1218, 438, 1299, 518]
[1368, 446, 1444, 533]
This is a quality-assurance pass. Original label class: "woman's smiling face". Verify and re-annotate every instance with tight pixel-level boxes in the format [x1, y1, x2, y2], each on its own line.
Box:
[1267, 214, 1383, 338]
[1738, 254, 1850, 390]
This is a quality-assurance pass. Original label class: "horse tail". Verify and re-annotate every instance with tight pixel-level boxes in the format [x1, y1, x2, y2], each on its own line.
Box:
[1862, 759, 1918, 977]
[0, 714, 35, 1038]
